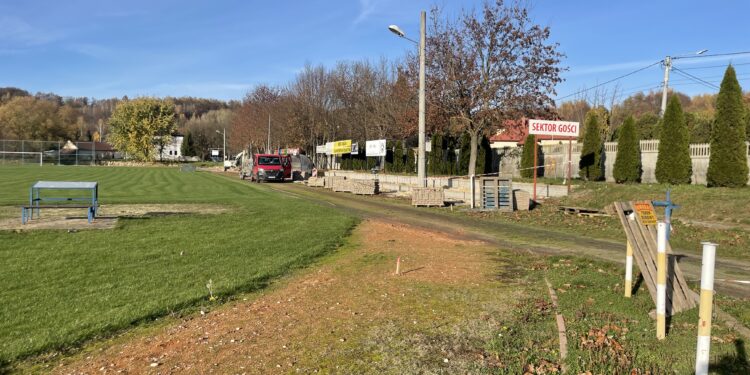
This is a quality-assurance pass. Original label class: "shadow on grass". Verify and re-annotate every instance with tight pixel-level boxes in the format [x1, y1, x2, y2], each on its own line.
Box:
[711, 339, 750, 374]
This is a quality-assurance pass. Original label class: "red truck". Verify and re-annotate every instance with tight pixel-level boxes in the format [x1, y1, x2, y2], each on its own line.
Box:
[242, 153, 291, 182]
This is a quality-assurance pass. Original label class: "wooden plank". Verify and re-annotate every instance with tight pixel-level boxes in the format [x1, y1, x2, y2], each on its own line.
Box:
[617, 201, 696, 315]
[644, 225, 696, 312]
[630, 203, 684, 315]
[618, 202, 659, 302]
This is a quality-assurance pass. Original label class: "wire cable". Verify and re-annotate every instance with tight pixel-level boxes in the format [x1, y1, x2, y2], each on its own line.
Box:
[679, 61, 750, 70]
[671, 67, 720, 90]
[674, 51, 750, 60]
[556, 60, 662, 101]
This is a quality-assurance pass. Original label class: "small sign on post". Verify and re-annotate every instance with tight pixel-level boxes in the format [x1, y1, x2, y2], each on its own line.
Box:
[633, 201, 658, 226]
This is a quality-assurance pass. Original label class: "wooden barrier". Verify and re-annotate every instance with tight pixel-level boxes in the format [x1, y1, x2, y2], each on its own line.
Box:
[613, 201, 697, 316]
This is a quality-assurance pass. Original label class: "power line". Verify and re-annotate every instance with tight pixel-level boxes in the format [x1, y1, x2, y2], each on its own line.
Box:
[556, 60, 661, 101]
[671, 67, 720, 90]
[674, 51, 750, 60]
[678, 61, 750, 70]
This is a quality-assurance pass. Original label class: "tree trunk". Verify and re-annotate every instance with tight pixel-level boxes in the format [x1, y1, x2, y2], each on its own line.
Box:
[468, 130, 479, 176]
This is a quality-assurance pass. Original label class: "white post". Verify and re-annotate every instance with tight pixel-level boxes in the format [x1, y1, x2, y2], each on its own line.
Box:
[470, 174, 475, 209]
[39, 152, 43, 167]
[656, 222, 667, 340]
[624, 241, 633, 298]
[695, 242, 716, 375]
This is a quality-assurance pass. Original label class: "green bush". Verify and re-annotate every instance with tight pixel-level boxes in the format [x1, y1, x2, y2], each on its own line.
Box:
[428, 134, 441, 175]
[579, 112, 603, 180]
[393, 141, 404, 173]
[613, 116, 641, 183]
[520, 134, 538, 178]
[458, 132, 471, 175]
[476, 135, 492, 175]
[655, 95, 692, 184]
[707, 65, 749, 187]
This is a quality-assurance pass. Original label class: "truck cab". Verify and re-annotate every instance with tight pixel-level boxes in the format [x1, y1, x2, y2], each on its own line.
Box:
[249, 154, 291, 182]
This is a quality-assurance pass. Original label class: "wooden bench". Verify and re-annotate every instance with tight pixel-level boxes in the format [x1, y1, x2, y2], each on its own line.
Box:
[22, 205, 96, 224]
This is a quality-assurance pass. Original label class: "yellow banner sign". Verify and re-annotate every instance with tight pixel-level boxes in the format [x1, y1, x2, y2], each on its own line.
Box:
[633, 201, 658, 226]
[332, 140, 352, 155]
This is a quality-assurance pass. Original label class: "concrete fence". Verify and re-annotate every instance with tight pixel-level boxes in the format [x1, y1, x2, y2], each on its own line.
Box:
[498, 140, 750, 185]
[327, 170, 569, 203]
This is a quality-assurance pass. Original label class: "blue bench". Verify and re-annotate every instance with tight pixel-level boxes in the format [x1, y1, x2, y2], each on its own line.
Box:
[22, 181, 99, 224]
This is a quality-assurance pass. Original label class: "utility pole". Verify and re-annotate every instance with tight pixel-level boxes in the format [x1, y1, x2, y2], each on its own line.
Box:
[267, 113, 271, 153]
[388, 11, 427, 187]
[660, 56, 672, 117]
[417, 10, 427, 187]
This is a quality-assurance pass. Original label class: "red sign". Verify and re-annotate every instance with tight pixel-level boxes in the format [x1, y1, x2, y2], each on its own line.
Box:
[529, 119, 580, 137]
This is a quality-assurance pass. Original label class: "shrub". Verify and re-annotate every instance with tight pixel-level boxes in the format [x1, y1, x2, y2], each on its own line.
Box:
[707, 65, 749, 187]
[655, 95, 692, 184]
[613, 116, 641, 183]
[579, 112, 603, 180]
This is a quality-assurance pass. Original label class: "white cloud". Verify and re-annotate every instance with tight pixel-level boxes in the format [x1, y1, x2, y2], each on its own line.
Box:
[0, 16, 59, 46]
[354, 0, 378, 25]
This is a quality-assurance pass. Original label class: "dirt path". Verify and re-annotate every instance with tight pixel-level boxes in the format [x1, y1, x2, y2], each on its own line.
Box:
[266, 182, 750, 299]
[51, 220, 524, 374]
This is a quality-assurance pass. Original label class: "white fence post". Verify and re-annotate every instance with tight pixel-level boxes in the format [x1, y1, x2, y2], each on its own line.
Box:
[695, 241, 716, 375]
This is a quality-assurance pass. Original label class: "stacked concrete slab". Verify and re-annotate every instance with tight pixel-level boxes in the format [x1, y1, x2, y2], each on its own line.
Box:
[350, 179, 379, 195]
[306, 176, 326, 187]
[329, 176, 350, 192]
[412, 187, 444, 207]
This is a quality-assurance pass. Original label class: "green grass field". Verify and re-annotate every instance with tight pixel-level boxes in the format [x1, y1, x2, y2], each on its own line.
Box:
[0, 166, 356, 365]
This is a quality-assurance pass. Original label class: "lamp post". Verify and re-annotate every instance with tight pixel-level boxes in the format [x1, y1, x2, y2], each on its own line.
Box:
[389, 10, 427, 187]
[660, 49, 708, 116]
[215, 129, 226, 160]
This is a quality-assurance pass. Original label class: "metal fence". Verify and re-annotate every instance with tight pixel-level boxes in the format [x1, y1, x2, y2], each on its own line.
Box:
[0, 139, 122, 166]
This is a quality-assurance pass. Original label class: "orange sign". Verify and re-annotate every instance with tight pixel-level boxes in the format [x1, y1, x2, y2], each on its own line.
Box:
[633, 201, 658, 225]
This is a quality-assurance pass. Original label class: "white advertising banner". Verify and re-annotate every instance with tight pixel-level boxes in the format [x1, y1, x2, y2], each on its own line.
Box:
[528, 119, 580, 137]
[325, 142, 334, 155]
[315, 145, 326, 154]
[366, 139, 387, 157]
[351, 143, 359, 155]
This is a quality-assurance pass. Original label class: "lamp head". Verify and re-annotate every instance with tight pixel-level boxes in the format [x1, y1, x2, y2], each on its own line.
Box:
[388, 25, 406, 38]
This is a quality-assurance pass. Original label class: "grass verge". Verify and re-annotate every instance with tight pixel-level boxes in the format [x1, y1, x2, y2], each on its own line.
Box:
[0, 166, 356, 366]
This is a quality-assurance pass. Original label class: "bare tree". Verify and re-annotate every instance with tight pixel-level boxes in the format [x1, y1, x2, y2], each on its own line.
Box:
[427, 0, 564, 175]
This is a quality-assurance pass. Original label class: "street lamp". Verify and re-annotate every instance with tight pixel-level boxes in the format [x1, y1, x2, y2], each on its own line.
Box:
[389, 10, 427, 187]
[660, 49, 708, 116]
[215, 129, 226, 160]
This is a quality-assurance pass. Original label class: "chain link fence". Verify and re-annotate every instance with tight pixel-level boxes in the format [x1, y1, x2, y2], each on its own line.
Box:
[0, 139, 122, 166]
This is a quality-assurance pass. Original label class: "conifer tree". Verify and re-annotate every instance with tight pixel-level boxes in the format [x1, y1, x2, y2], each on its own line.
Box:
[393, 141, 404, 173]
[458, 132, 471, 175]
[579, 112, 603, 180]
[476, 135, 491, 174]
[405, 145, 415, 173]
[180, 131, 195, 157]
[428, 134, 444, 175]
[613, 116, 641, 183]
[707, 65, 749, 187]
[520, 134, 537, 178]
[655, 95, 692, 184]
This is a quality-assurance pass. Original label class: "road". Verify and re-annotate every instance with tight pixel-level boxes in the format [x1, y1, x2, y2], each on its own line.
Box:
[263, 181, 750, 300]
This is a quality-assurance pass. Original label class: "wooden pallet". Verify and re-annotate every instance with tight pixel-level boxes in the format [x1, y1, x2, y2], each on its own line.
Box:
[614, 201, 697, 316]
[559, 206, 610, 217]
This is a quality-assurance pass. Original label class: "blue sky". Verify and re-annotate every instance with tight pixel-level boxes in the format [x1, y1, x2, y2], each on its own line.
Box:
[1, 0, 749, 102]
